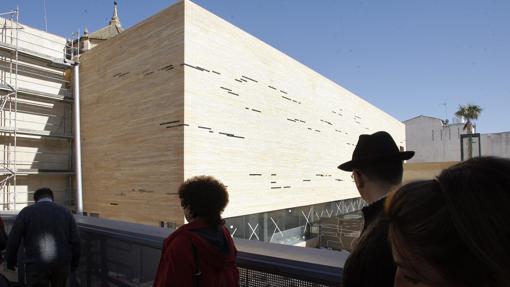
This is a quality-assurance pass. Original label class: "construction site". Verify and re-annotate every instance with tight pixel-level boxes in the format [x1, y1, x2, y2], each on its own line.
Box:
[0, 1, 407, 245]
[0, 8, 77, 211]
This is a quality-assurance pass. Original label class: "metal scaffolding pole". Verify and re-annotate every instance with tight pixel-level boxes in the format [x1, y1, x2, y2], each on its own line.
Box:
[13, 6, 19, 210]
[0, 8, 19, 210]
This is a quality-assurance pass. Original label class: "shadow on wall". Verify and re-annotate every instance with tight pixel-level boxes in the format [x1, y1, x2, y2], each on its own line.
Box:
[0, 64, 73, 209]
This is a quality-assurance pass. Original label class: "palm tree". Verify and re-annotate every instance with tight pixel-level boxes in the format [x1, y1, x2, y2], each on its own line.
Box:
[455, 104, 482, 134]
[455, 104, 482, 159]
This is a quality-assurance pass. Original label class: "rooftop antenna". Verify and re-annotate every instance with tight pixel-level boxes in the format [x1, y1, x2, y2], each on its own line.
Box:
[440, 102, 448, 121]
[43, 0, 48, 31]
[439, 102, 450, 126]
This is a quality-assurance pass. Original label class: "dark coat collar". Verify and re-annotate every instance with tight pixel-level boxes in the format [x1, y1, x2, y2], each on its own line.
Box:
[361, 197, 386, 228]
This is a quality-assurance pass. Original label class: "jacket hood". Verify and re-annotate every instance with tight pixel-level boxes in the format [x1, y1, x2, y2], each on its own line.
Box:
[167, 219, 237, 270]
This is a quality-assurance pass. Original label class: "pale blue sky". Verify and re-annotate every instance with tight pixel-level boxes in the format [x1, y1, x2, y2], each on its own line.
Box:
[2, 0, 509, 133]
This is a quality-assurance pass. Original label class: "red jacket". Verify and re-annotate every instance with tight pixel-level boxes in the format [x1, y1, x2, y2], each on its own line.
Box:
[153, 219, 239, 287]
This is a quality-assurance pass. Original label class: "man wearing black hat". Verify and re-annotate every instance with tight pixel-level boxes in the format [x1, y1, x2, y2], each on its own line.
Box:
[338, 131, 414, 287]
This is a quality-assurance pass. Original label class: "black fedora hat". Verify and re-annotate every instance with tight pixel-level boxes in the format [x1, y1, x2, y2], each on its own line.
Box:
[338, 131, 414, 171]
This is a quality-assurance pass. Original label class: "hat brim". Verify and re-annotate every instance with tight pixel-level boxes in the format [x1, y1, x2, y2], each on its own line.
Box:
[338, 151, 415, 172]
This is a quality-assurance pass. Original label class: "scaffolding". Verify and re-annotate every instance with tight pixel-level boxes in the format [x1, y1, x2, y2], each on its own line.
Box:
[0, 8, 76, 210]
[0, 9, 20, 210]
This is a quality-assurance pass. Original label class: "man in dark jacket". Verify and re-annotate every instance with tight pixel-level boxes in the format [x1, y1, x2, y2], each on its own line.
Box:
[6, 188, 81, 287]
[0, 216, 7, 262]
[337, 131, 414, 287]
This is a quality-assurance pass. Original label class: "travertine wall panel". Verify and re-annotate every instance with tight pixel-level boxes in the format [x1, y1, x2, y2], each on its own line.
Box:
[80, 2, 185, 225]
[80, 0, 406, 225]
[183, 1, 405, 217]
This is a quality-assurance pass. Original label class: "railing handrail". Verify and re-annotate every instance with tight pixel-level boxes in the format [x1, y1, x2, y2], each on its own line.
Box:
[72, 215, 347, 285]
[1, 213, 346, 285]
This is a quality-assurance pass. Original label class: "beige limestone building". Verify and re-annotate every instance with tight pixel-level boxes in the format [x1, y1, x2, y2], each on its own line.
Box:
[1, 1, 408, 244]
[79, 1, 406, 227]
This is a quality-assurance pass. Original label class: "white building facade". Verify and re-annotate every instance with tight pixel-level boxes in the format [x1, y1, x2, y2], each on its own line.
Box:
[405, 115, 510, 162]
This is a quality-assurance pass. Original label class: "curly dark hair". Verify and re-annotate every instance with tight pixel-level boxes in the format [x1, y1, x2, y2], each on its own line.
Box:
[178, 176, 229, 227]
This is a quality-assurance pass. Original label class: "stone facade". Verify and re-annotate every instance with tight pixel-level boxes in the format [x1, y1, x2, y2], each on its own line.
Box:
[79, 1, 406, 226]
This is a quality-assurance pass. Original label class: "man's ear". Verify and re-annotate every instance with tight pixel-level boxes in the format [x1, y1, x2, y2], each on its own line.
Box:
[354, 170, 364, 189]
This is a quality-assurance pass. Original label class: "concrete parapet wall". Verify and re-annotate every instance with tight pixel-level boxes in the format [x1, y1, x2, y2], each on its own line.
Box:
[403, 161, 458, 183]
[481, 132, 510, 158]
[405, 116, 510, 162]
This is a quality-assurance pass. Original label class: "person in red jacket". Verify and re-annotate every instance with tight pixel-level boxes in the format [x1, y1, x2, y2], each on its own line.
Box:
[153, 176, 239, 287]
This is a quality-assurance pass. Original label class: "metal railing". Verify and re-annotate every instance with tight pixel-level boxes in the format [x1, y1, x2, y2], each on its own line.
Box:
[1, 214, 347, 286]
